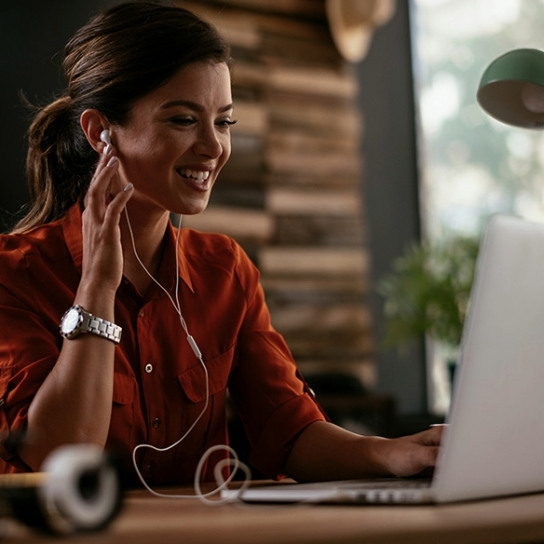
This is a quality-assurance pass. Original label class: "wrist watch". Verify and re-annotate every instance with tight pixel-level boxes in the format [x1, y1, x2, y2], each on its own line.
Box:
[60, 305, 122, 344]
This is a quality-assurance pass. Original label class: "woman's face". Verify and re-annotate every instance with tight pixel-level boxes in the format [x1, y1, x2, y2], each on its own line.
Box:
[113, 61, 233, 216]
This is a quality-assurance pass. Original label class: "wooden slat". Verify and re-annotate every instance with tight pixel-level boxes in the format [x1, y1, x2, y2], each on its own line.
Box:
[263, 171, 361, 188]
[269, 303, 372, 332]
[179, 1, 329, 40]
[265, 149, 360, 177]
[200, 0, 327, 19]
[267, 131, 359, 155]
[274, 215, 365, 246]
[232, 62, 357, 99]
[183, 206, 273, 243]
[262, 275, 367, 297]
[269, 102, 360, 138]
[232, 101, 267, 135]
[266, 188, 361, 215]
[258, 247, 369, 276]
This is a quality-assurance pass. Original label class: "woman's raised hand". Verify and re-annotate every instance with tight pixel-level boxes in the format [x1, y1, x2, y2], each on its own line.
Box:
[80, 147, 133, 295]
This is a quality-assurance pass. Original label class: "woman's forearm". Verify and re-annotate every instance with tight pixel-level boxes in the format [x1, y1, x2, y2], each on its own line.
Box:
[284, 420, 443, 482]
[21, 286, 118, 471]
[284, 421, 390, 482]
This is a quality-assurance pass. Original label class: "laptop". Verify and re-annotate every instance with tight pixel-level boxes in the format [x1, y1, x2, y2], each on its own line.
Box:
[223, 215, 544, 504]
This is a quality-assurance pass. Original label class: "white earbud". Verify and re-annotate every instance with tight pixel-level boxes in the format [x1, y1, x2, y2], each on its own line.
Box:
[100, 129, 111, 145]
[100, 129, 112, 155]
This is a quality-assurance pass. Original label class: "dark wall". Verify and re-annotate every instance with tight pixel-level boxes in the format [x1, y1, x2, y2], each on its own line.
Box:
[356, 1, 428, 415]
[0, 1, 118, 232]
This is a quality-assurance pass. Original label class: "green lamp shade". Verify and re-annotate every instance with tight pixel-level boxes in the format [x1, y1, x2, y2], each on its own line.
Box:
[477, 48, 544, 128]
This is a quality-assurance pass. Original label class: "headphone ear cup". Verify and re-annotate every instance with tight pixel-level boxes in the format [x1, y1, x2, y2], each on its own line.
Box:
[39, 444, 123, 534]
[1, 445, 123, 535]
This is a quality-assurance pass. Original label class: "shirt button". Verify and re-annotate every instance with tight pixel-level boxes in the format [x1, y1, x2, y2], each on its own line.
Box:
[139, 310, 145, 318]
[145, 363, 154, 374]
[152, 418, 160, 428]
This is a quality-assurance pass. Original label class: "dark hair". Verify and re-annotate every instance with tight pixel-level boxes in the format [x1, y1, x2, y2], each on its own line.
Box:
[14, 1, 231, 233]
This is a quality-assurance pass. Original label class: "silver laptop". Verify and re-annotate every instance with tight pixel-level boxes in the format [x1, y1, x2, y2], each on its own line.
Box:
[223, 215, 544, 504]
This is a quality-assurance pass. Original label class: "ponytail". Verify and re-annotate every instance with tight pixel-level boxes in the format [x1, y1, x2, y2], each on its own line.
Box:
[12, 95, 95, 233]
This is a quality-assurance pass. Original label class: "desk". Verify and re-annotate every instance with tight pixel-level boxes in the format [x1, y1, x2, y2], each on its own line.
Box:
[4, 482, 544, 543]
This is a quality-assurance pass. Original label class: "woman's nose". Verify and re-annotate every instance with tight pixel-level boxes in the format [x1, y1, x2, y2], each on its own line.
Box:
[193, 124, 224, 159]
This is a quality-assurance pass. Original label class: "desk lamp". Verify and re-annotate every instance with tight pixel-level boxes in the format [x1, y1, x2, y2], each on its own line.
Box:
[477, 48, 544, 128]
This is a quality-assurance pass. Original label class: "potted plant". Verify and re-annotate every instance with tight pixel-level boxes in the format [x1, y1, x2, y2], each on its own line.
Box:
[377, 235, 479, 392]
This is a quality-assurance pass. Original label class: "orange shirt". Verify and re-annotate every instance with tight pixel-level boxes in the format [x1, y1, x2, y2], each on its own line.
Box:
[0, 203, 326, 485]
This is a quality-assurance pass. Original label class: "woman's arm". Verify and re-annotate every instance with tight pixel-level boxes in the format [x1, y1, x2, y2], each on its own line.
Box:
[284, 420, 444, 482]
[20, 148, 133, 471]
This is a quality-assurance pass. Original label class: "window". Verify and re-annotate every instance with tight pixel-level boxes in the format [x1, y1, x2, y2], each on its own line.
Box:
[412, 0, 544, 412]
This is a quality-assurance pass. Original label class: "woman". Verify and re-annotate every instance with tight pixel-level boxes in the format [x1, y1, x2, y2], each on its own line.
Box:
[0, 1, 442, 487]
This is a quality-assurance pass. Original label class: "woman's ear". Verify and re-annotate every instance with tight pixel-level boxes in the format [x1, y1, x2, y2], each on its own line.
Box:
[80, 109, 111, 154]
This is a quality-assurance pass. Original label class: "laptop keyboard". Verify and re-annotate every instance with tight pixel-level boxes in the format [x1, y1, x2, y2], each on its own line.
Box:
[339, 478, 432, 490]
[336, 478, 433, 504]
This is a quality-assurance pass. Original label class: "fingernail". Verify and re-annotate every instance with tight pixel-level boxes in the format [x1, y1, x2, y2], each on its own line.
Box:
[123, 182, 133, 192]
[107, 156, 117, 167]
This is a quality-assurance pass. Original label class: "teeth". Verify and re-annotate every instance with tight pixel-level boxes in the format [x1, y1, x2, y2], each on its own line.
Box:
[179, 169, 210, 182]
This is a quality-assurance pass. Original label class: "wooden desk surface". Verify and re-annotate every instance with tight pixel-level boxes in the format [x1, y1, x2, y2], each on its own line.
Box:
[4, 482, 544, 544]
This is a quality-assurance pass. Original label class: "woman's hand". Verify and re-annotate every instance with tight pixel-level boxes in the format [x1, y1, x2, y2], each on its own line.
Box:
[375, 424, 445, 477]
[80, 147, 133, 295]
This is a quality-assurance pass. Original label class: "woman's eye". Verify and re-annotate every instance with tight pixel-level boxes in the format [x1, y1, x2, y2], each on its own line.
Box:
[217, 119, 237, 128]
[171, 117, 195, 126]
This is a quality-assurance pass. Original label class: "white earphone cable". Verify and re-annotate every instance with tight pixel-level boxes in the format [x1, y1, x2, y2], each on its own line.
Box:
[123, 208, 250, 503]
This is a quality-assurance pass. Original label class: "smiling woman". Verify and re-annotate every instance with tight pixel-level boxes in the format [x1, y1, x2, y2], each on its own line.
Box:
[0, 1, 443, 492]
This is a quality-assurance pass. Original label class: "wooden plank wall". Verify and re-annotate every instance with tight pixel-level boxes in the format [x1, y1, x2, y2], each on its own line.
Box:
[178, 0, 375, 389]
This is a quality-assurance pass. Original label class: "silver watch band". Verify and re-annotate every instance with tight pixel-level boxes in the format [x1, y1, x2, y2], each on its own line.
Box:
[61, 305, 123, 344]
[83, 312, 123, 344]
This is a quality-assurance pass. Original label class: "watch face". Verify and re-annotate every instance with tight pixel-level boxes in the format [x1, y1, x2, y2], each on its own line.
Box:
[61, 308, 81, 335]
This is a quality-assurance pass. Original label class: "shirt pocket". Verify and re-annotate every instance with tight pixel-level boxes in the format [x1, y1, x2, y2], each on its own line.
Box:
[177, 347, 234, 404]
[175, 347, 234, 459]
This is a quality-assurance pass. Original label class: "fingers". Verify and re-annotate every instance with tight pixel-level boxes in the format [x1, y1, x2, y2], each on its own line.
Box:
[385, 426, 446, 477]
[413, 426, 445, 471]
[86, 150, 117, 210]
[413, 424, 446, 446]
[80, 147, 131, 291]
[85, 147, 132, 218]
[426, 423, 446, 444]
[104, 181, 133, 223]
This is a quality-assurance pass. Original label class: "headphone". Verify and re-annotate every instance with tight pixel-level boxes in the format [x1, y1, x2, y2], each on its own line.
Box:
[0, 444, 123, 535]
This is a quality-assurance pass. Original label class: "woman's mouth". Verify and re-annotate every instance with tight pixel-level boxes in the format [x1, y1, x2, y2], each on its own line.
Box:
[178, 168, 210, 183]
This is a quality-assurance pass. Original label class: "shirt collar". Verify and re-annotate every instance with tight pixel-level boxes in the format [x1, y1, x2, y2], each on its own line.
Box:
[62, 202, 194, 293]
[160, 219, 194, 294]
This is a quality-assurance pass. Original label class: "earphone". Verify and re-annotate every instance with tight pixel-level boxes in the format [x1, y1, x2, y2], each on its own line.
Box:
[100, 129, 111, 145]
[100, 129, 112, 155]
